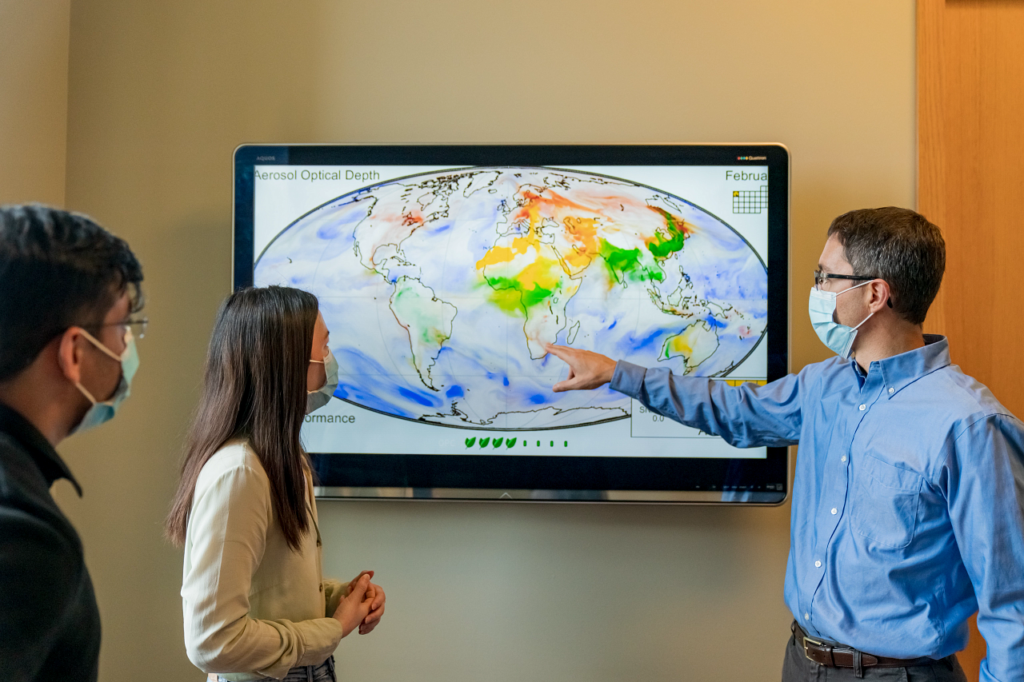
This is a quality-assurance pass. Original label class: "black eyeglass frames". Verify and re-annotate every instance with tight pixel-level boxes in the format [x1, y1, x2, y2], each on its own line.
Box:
[813, 270, 875, 291]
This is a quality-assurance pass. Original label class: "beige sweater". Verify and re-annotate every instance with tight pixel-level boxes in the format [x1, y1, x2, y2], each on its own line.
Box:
[181, 441, 346, 681]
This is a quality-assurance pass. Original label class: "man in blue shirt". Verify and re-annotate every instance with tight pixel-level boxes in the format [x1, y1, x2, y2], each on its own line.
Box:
[546, 207, 1024, 682]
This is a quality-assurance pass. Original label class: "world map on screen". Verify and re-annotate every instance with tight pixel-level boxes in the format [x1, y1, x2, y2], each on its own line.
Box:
[255, 167, 767, 430]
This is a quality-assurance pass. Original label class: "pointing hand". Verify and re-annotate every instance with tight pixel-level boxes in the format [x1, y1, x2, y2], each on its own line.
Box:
[546, 344, 617, 392]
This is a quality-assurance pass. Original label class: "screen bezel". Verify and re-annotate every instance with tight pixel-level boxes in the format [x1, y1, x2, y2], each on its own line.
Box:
[233, 144, 790, 505]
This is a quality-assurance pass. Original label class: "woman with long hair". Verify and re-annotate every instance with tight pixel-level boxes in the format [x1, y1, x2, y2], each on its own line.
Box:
[166, 286, 385, 682]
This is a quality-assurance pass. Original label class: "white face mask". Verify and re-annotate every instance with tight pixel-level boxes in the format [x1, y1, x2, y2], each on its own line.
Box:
[808, 281, 875, 359]
[307, 348, 339, 414]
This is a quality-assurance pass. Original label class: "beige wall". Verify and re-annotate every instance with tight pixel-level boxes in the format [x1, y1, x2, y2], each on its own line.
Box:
[16, 1, 915, 680]
[0, 0, 70, 206]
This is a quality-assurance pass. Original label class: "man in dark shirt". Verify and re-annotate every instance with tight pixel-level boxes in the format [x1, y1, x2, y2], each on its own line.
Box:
[0, 205, 145, 682]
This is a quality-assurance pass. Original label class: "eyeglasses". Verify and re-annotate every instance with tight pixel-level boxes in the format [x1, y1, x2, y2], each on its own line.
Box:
[813, 270, 875, 291]
[100, 316, 149, 340]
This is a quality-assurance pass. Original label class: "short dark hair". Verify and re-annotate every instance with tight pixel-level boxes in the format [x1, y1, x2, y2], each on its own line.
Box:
[0, 204, 144, 382]
[827, 207, 945, 326]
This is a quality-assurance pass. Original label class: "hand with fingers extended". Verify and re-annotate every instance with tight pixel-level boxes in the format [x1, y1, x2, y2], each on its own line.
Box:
[332, 573, 374, 638]
[348, 570, 386, 635]
[546, 344, 617, 392]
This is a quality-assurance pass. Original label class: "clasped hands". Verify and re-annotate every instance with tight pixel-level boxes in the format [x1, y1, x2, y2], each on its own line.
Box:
[332, 570, 386, 638]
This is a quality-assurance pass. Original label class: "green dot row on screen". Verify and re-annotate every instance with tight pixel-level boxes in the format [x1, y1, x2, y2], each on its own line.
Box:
[462, 438, 568, 448]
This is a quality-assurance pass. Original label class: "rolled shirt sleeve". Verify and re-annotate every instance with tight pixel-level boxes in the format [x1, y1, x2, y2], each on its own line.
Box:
[181, 464, 342, 680]
[947, 415, 1024, 682]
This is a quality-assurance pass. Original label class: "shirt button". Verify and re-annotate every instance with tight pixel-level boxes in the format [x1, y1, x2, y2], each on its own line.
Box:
[859, 404, 866, 411]
[831, 508, 837, 515]
[841, 456, 847, 462]
[888, 387, 895, 394]
[814, 560, 822, 568]
[804, 613, 810, 620]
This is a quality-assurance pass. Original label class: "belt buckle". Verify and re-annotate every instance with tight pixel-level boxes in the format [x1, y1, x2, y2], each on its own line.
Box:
[802, 634, 832, 665]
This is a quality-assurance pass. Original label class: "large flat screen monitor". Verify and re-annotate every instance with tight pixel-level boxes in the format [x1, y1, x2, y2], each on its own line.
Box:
[234, 144, 789, 503]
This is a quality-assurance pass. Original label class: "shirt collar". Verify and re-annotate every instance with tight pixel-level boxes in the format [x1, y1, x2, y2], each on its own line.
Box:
[859, 334, 951, 398]
[0, 402, 82, 496]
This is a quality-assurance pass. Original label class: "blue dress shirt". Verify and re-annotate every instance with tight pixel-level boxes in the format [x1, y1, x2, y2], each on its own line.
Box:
[610, 335, 1024, 682]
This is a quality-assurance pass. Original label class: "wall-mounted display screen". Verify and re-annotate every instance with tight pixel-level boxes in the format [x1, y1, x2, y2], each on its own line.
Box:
[234, 145, 789, 503]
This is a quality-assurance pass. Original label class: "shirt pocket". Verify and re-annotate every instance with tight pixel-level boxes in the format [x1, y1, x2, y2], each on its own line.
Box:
[849, 453, 923, 550]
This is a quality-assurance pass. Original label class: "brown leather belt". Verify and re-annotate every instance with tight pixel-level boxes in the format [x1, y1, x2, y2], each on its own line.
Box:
[792, 622, 939, 670]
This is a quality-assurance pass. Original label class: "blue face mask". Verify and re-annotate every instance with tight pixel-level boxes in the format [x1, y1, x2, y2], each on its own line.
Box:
[808, 281, 875, 360]
[307, 349, 340, 414]
[70, 328, 139, 435]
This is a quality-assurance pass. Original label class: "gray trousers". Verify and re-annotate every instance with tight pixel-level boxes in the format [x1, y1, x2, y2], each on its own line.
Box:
[782, 630, 967, 682]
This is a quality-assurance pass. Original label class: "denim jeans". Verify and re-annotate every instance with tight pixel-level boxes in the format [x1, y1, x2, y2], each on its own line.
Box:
[216, 656, 335, 682]
[782, 630, 967, 681]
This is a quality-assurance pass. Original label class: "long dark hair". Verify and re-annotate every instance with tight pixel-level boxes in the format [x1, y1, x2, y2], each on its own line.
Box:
[165, 286, 318, 551]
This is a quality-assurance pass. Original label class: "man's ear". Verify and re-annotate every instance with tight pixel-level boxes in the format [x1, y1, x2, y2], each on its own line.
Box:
[867, 280, 892, 313]
[56, 327, 87, 385]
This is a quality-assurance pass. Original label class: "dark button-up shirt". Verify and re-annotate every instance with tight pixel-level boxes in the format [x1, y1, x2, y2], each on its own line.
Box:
[0, 402, 100, 682]
[611, 336, 1024, 682]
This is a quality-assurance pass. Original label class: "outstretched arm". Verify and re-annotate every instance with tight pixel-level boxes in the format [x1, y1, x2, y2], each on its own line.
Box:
[546, 344, 803, 448]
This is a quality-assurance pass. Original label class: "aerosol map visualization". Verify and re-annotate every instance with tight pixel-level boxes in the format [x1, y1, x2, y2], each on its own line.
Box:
[255, 167, 768, 431]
